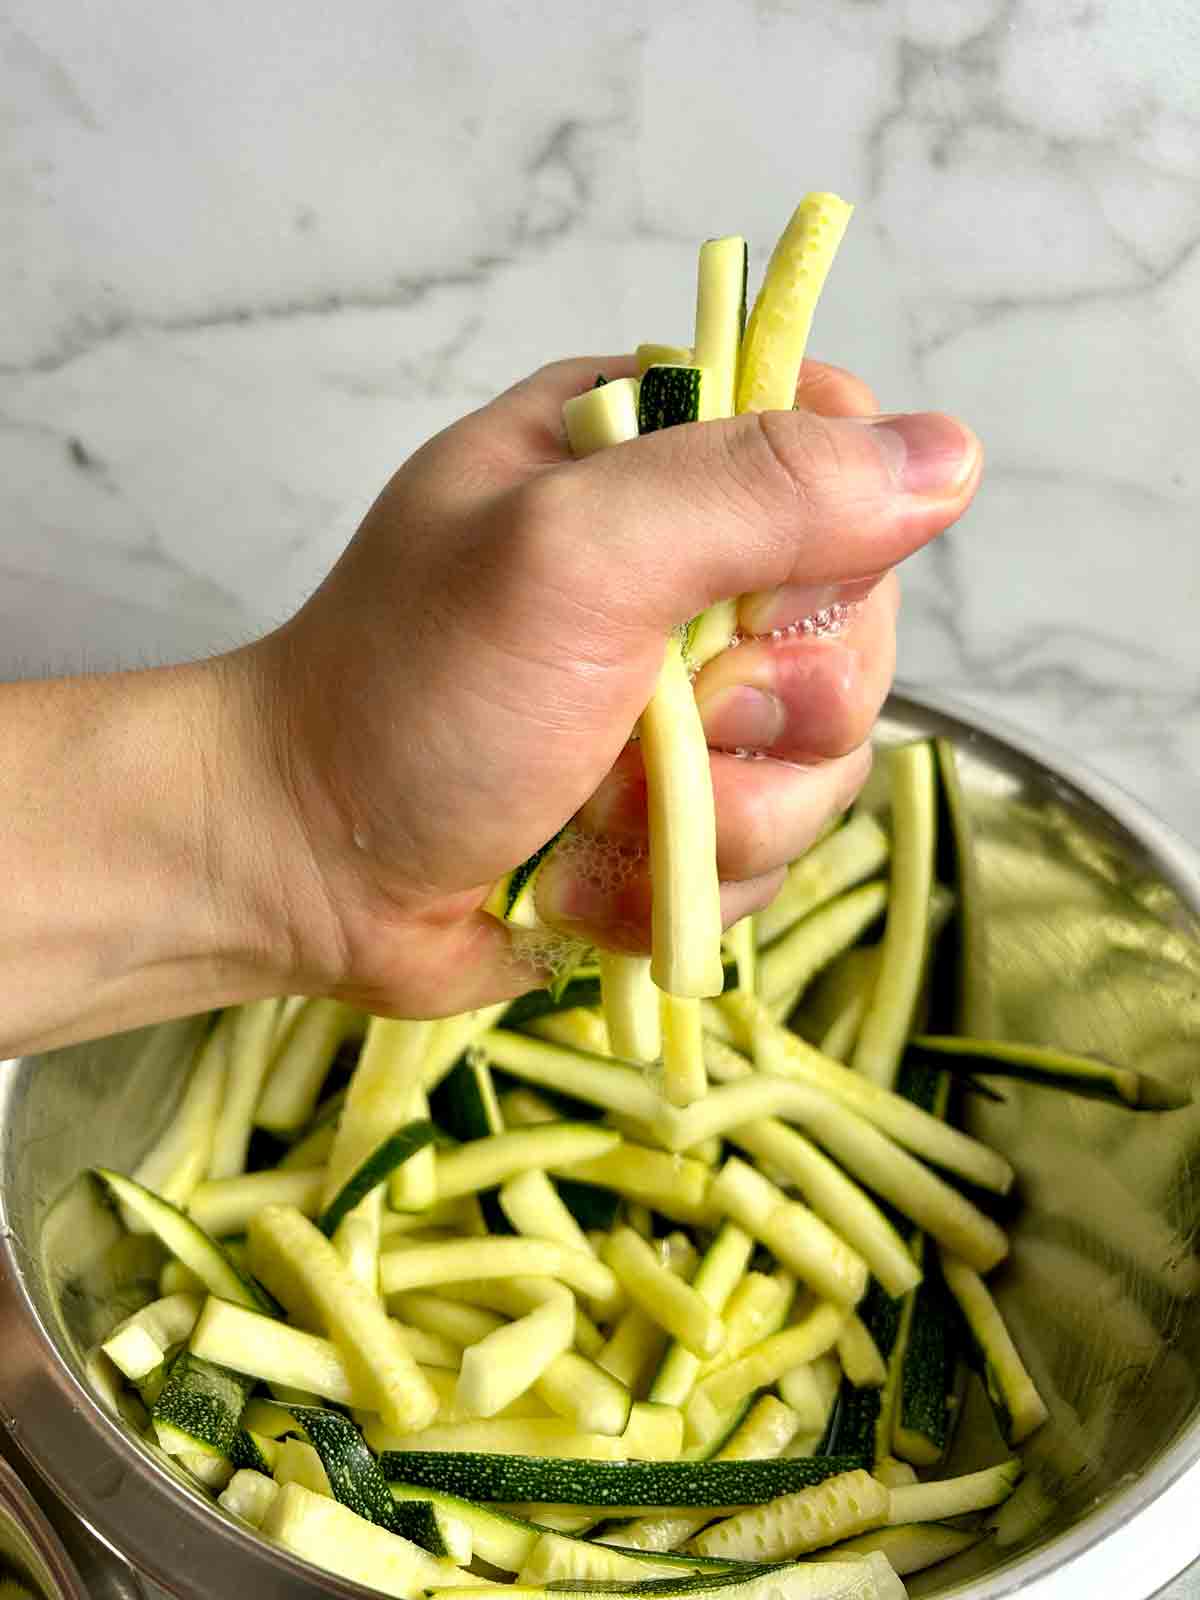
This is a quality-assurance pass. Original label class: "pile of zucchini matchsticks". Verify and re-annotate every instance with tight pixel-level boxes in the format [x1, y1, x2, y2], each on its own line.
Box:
[88, 196, 1182, 1600]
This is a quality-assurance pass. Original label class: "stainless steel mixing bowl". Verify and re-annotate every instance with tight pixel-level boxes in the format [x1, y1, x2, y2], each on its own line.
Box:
[1, 690, 1198, 1600]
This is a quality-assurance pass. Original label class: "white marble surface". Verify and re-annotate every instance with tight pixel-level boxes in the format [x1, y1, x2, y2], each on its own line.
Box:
[2, 0, 1199, 1592]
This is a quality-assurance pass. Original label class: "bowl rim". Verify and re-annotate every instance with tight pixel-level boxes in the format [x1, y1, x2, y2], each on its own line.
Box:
[0, 683, 1198, 1600]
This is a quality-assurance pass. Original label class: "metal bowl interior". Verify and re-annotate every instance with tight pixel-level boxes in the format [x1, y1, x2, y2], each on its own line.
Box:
[1, 689, 1199, 1600]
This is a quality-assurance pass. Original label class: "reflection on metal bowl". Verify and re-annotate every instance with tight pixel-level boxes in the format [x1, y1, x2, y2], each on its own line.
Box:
[0, 690, 1199, 1599]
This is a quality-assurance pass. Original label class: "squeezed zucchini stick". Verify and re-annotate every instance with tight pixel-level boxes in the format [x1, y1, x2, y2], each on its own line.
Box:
[659, 989, 708, 1107]
[563, 384, 723, 1005]
[641, 635, 725, 998]
[736, 193, 854, 414]
[908, 1033, 1188, 1110]
[853, 742, 938, 1088]
[598, 953, 661, 1064]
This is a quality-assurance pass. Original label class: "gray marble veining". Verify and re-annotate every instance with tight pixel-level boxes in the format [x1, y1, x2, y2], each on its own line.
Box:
[2, 2, 1199, 1592]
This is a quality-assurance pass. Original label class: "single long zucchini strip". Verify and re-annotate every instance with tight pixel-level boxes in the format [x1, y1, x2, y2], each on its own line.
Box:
[600, 953, 662, 1064]
[420, 1004, 511, 1093]
[208, 999, 282, 1180]
[642, 634, 725, 998]
[736, 192, 854, 415]
[285, 1405, 436, 1545]
[389, 1483, 542, 1574]
[660, 992, 709, 1107]
[517, 1531, 693, 1585]
[940, 1254, 1048, 1445]
[757, 816, 891, 947]
[247, 1204, 437, 1431]
[189, 1297, 370, 1407]
[432, 1557, 906, 1600]
[564, 382, 721, 1002]
[102, 1292, 203, 1382]
[810, 1522, 983, 1577]
[375, 1453, 872, 1506]
[434, 1125, 620, 1202]
[255, 999, 354, 1135]
[550, 1143, 712, 1227]
[602, 1227, 725, 1359]
[131, 1011, 232, 1213]
[721, 994, 1014, 1194]
[908, 1034, 1186, 1110]
[934, 735, 991, 1036]
[887, 1459, 1021, 1524]
[708, 1156, 868, 1307]
[457, 1286, 575, 1418]
[187, 1168, 325, 1237]
[853, 743, 937, 1088]
[498, 1169, 595, 1257]
[693, 235, 747, 419]
[95, 1169, 277, 1315]
[892, 1255, 960, 1468]
[322, 1017, 434, 1212]
[650, 1224, 755, 1408]
[725, 1119, 918, 1299]
[379, 1237, 619, 1306]
[759, 882, 889, 1017]
[605, 1395, 801, 1552]
[684, 1302, 845, 1445]
[481, 1030, 666, 1125]
[690, 1468, 889, 1561]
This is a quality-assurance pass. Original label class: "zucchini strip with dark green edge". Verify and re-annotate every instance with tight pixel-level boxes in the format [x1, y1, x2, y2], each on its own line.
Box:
[893, 1246, 961, 1467]
[285, 1406, 455, 1554]
[151, 1351, 252, 1460]
[940, 1254, 1048, 1446]
[317, 1119, 437, 1237]
[375, 1454, 870, 1506]
[933, 735, 989, 1036]
[94, 1169, 279, 1316]
[852, 740, 938, 1089]
[819, 1276, 908, 1465]
[907, 1035, 1187, 1111]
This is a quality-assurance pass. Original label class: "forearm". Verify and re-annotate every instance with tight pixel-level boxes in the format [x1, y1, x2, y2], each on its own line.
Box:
[0, 652, 305, 1057]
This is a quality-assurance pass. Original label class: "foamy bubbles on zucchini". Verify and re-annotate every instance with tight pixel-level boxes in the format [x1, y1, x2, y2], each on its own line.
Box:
[553, 826, 646, 896]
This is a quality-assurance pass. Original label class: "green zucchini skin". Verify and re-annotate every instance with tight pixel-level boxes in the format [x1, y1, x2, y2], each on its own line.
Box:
[316, 1119, 438, 1238]
[503, 962, 738, 1031]
[151, 1352, 252, 1457]
[228, 1429, 273, 1474]
[287, 1406, 449, 1553]
[377, 1453, 870, 1507]
[820, 1279, 906, 1462]
[894, 1257, 961, 1465]
[638, 364, 705, 431]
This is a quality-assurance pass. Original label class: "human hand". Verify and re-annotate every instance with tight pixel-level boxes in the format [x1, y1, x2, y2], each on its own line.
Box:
[244, 356, 981, 1018]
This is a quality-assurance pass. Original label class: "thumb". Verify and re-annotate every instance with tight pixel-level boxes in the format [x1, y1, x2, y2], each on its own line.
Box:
[531, 406, 981, 634]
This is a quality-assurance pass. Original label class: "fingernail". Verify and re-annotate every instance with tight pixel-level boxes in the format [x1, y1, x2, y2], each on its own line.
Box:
[697, 685, 786, 750]
[863, 413, 976, 496]
[740, 577, 880, 635]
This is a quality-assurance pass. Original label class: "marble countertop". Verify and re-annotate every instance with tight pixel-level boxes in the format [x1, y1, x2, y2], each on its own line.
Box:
[2, 2, 1199, 1595]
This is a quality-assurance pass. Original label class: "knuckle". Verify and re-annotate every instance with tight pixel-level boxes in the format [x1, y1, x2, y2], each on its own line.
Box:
[747, 410, 855, 524]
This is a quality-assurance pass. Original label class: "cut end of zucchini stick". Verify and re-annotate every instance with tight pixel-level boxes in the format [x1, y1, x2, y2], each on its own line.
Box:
[736, 193, 854, 416]
[599, 953, 662, 1064]
[641, 637, 724, 999]
[563, 378, 640, 456]
[659, 992, 708, 1108]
